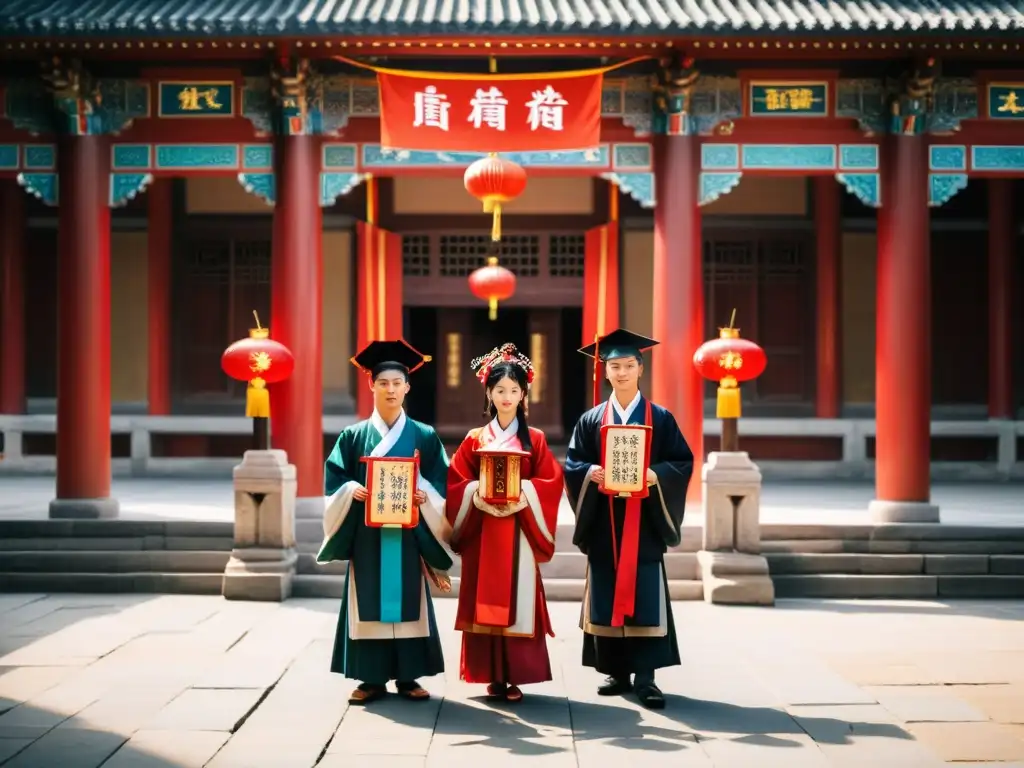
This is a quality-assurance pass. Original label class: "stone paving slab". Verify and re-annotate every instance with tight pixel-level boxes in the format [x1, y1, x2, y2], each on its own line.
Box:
[0, 596, 1023, 766]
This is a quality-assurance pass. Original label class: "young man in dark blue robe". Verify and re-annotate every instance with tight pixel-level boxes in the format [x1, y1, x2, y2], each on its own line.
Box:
[317, 340, 453, 705]
[564, 328, 694, 709]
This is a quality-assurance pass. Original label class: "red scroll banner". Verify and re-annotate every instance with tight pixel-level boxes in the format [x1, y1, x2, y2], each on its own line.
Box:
[377, 71, 603, 153]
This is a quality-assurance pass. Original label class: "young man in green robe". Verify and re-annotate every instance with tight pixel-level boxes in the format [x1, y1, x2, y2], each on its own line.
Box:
[317, 339, 454, 705]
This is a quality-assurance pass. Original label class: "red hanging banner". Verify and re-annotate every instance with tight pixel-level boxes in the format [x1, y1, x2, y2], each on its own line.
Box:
[377, 71, 603, 153]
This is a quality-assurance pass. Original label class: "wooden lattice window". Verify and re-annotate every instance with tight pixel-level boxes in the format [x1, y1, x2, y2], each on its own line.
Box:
[760, 238, 806, 280]
[438, 234, 540, 277]
[186, 241, 231, 283]
[704, 240, 756, 283]
[402, 235, 431, 277]
[548, 234, 585, 277]
[232, 241, 271, 284]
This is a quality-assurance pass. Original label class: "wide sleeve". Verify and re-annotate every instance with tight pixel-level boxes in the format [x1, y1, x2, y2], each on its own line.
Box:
[518, 430, 564, 564]
[646, 408, 694, 547]
[316, 429, 362, 564]
[565, 410, 603, 554]
[444, 432, 484, 553]
[412, 426, 455, 572]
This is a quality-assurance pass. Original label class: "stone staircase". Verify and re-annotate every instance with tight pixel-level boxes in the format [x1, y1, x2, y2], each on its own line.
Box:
[2, 519, 1023, 599]
[763, 524, 1024, 599]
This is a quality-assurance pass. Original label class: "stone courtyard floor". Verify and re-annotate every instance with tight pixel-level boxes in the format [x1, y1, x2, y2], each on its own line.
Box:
[0, 595, 1023, 767]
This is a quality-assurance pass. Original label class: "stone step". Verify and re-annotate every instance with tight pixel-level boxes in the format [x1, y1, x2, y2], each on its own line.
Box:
[295, 551, 700, 580]
[773, 573, 1024, 599]
[0, 519, 235, 538]
[0, 535, 233, 552]
[0, 550, 231, 574]
[291, 574, 705, 601]
[0, 572, 225, 594]
[992, 555, 1024, 575]
[765, 552, 1013, 576]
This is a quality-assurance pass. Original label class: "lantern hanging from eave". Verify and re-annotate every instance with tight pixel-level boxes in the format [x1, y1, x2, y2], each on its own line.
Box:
[463, 154, 528, 242]
[468, 257, 517, 321]
[221, 313, 295, 419]
[692, 322, 767, 420]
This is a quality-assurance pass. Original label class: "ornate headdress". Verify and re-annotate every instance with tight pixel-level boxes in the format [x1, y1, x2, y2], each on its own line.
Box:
[470, 343, 535, 386]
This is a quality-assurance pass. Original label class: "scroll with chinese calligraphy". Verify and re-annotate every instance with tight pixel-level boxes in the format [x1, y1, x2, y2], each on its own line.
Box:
[599, 424, 652, 497]
[360, 453, 420, 528]
[377, 71, 602, 152]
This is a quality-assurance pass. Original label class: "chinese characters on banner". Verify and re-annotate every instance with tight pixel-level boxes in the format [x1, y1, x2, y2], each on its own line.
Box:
[377, 71, 603, 152]
[363, 457, 417, 527]
[610, 431, 643, 489]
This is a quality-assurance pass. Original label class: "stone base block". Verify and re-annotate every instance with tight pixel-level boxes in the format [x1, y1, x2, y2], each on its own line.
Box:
[48, 497, 120, 519]
[222, 548, 298, 602]
[697, 550, 775, 606]
[869, 500, 941, 524]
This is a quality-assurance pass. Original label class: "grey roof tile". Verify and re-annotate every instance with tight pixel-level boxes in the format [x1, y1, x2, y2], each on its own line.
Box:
[1, 0, 1022, 34]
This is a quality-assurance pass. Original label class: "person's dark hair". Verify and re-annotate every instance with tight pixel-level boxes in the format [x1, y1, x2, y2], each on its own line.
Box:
[482, 360, 532, 452]
[371, 362, 409, 382]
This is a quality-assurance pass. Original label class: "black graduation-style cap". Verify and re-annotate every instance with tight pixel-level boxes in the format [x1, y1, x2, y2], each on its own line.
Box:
[350, 339, 432, 379]
[578, 328, 659, 362]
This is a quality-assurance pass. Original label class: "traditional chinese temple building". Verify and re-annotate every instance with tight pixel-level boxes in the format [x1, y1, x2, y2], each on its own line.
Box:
[0, 2, 1022, 524]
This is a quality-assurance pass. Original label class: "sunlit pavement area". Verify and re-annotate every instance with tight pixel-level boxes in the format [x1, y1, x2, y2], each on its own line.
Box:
[0, 595, 1023, 767]
[2, 476, 1023, 526]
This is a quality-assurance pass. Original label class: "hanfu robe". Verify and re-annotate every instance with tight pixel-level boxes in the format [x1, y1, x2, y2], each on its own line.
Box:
[445, 418, 568, 685]
[564, 392, 694, 676]
[317, 408, 453, 685]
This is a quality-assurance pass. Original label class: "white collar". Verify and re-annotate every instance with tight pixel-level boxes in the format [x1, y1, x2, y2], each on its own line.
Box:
[371, 407, 405, 437]
[610, 390, 642, 424]
[488, 416, 519, 446]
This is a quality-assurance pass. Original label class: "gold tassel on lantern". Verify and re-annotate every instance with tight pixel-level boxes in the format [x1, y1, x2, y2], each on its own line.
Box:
[717, 375, 741, 419]
[246, 377, 270, 418]
[490, 202, 502, 242]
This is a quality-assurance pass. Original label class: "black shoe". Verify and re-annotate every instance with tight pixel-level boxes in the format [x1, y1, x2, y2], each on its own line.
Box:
[597, 675, 632, 696]
[635, 680, 665, 709]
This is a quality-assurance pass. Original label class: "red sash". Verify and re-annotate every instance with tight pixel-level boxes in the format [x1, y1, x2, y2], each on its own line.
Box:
[602, 397, 652, 627]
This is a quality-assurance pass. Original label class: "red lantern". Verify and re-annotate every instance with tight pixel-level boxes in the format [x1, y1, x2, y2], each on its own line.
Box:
[221, 320, 295, 419]
[464, 154, 527, 242]
[693, 326, 767, 420]
[469, 257, 517, 321]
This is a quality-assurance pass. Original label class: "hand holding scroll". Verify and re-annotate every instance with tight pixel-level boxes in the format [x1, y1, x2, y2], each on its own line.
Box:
[413, 489, 427, 505]
[591, 465, 606, 486]
[353, 485, 369, 502]
[646, 468, 657, 486]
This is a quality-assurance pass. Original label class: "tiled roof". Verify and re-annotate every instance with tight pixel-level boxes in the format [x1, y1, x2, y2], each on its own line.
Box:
[1, 0, 1022, 36]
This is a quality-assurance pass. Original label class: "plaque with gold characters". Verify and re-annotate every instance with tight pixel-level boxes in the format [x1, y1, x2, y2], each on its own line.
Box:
[475, 446, 531, 506]
[599, 424, 653, 497]
[360, 451, 420, 529]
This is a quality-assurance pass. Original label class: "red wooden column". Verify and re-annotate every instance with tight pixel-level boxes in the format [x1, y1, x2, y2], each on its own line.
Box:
[147, 179, 173, 415]
[355, 175, 378, 419]
[269, 133, 323, 503]
[814, 176, 841, 418]
[50, 135, 119, 518]
[870, 135, 937, 522]
[652, 130, 704, 502]
[0, 181, 26, 414]
[988, 179, 1014, 419]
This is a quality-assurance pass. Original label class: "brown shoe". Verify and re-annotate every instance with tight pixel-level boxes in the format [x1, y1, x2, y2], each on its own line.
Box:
[349, 683, 386, 704]
[396, 680, 430, 700]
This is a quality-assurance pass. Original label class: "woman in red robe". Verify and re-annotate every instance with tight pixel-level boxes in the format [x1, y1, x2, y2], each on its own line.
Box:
[446, 343, 567, 703]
